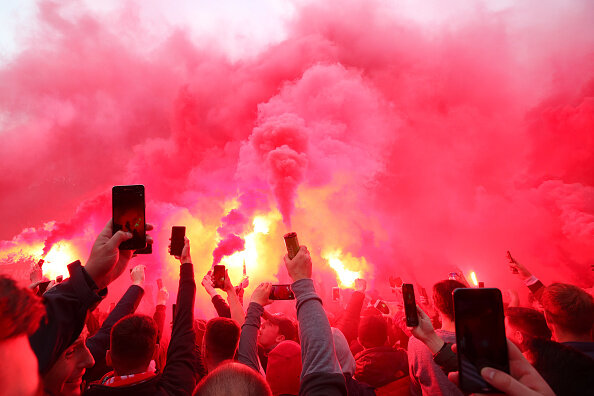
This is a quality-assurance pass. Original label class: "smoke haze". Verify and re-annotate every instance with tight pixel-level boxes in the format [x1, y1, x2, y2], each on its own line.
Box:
[1, 0, 593, 314]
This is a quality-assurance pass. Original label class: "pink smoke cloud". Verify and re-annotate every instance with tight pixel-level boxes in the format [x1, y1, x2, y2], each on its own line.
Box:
[0, 0, 592, 312]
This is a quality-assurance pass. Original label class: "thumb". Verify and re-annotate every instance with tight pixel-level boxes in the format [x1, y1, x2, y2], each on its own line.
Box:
[107, 230, 133, 250]
[481, 367, 527, 396]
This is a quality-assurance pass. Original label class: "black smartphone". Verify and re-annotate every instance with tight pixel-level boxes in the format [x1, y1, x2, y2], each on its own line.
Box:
[374, 299, 390, 315]
[402, 283, 419, 327]
[212, 265, 225, 289]
[269, 284, 295, 300]
[112, 185, 146, 250]
[170, 226, 185, 256]
[454, 288, 509, 393]
[134, 243, 152, 255]
[332, 287, 340, 301]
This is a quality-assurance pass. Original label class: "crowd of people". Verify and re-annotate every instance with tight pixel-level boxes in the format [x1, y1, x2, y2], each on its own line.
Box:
[1, 218, 593, 396]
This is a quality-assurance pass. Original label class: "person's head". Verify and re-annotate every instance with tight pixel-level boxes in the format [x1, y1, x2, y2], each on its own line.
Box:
[505, 307, 551, 351]
[203, 317, 240, 372]
[332, 328, 356, 375]
[0, 275, 46, 396]
[358, 315, 387, 349]
[193, 362, 272, 396]
[541, 283, 594, 342]
[43, 327, 95, 396]
[258, 313, 297, 350]
[432, 280, 466, 322]
[266, 341, 302, 396]
[107, 314, 158, 375]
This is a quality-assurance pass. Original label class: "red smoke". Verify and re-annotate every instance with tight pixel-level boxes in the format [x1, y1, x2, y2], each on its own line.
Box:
[212, 234, 245, 266]
[1, 0, 593, 315]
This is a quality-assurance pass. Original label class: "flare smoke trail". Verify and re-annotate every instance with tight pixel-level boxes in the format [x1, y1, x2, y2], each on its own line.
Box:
[0, 0, 593, 315]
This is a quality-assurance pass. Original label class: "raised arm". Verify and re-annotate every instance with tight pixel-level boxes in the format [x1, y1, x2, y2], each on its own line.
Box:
[284, 246, 346, 396]
[336, 278, 366, 345]
[29, 220, 152, 374]
[223, 269, 246, 326]
[84, 265, 146, 382]
[160, 237, 197, 396]
[202, 271, 232, 318]
[237, 283, 272, 372]
[507, 252, 545, 301]
[154, 284, 169, 344]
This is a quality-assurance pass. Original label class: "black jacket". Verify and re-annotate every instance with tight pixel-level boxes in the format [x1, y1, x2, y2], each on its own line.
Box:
[85, 263, 196, 396]
[30, 261, 105, 374]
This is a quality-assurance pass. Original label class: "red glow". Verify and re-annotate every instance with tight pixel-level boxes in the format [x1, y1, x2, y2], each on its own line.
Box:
[1, 1, 593, 314]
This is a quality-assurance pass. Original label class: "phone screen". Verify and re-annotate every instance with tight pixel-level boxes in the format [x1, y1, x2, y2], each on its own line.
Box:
[212, 265, 225, 289]
[454, 288, 509, 393]
[170, 226, 186, 256]
[332, 287, 340, 301]
[112, 185, 146, 250]
[403, 283, 419, 326]
[270, 284, 295, 300]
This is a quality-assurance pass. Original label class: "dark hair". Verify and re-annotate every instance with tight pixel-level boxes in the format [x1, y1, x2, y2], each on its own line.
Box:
[110, 314, 157, 372]
[193, 362, 272, 396]
[204, 317, 240, 363]
[432, 280, 465, 321]
[0, 275, 45, 340]
[358, 315, 387, 348]
[268, 313, 298, 343]
[527, 338, 594, 396]
[505, 307, 551, 345]
[541, 283, 594, 335]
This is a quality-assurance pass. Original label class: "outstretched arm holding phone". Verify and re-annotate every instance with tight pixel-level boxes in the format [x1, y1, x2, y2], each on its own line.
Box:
[237, 282, 272, 373]
[29, 219, 152, 374]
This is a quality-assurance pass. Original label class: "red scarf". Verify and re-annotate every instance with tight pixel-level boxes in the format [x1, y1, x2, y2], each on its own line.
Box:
[100, 370, 157, 387]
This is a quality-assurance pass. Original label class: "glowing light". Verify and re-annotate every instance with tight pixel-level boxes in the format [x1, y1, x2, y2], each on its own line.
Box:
[322, 249, 364, 288]
[43, 242, 77, 279]
[219, 210, 282, 285]
[470, 271, 478, 286]
[252, 216, 270, 234]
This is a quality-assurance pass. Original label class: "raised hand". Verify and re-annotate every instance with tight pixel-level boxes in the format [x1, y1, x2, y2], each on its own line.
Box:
[85, 219, 153, 290]
[251, 282, 273, 307]
[130, 265, 146, 287]
[283, 245, 312, 282]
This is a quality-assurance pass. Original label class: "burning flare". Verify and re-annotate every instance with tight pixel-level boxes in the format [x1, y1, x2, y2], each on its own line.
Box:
[470, 271, 479, 287]
[322, 249, 365, 288]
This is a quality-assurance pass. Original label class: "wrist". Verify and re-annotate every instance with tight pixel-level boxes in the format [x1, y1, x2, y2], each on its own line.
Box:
[424, 333, 445, 354]
[84, 264, 105, 290]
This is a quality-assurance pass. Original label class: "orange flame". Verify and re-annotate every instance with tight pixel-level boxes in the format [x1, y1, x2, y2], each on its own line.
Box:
[470, 271, 478, 286]
[322, 249, 365, 288]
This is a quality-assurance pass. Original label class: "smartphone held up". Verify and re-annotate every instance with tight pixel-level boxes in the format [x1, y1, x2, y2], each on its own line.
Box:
[454, 288, 509, 394]
[212, 265, 226, 289]
[269, 284, 295, 300]
[170, 226, 186, 257]
[112, 185, 146, 250]
[402, 283, 419, 327]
